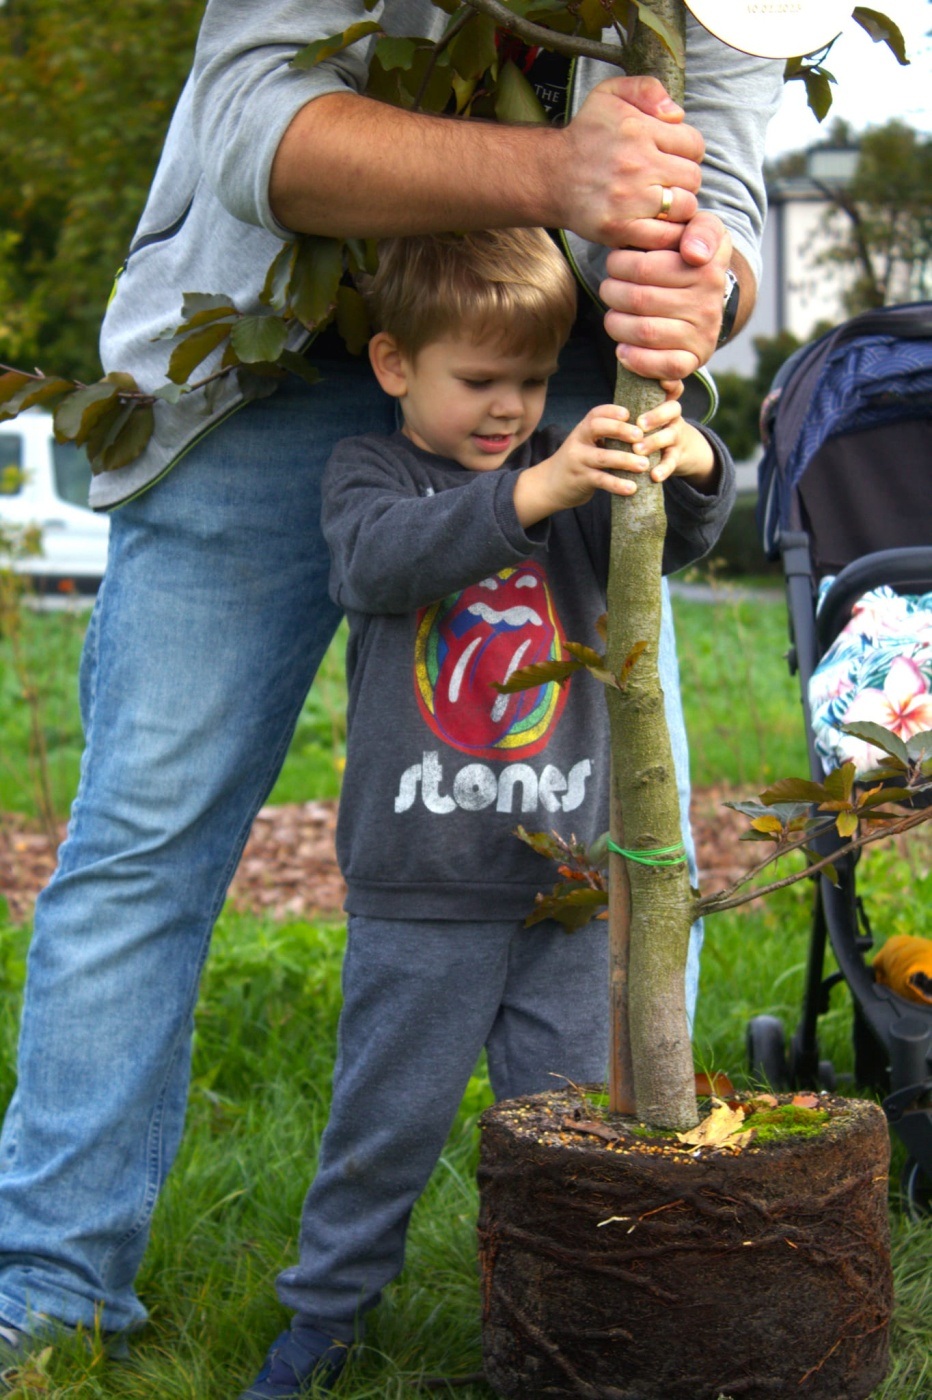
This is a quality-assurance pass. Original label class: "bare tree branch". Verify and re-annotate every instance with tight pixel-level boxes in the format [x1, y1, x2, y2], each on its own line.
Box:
[463, 0, 628, 69]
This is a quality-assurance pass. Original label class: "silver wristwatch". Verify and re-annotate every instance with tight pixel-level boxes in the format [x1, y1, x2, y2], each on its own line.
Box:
[717, 269, 740, 347]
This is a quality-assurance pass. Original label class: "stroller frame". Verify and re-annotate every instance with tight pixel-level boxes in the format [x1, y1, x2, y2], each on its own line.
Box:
[748, 304, 932, 1214]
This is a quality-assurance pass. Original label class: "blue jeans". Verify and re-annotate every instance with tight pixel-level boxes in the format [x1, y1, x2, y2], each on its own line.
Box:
[0, 339, 700, 1335]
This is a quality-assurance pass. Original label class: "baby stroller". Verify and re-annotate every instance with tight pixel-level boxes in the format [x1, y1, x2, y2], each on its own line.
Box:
[750, 300, 932, 1215]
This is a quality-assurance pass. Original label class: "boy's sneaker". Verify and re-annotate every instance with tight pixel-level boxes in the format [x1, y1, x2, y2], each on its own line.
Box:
[238, 1324, 350, 1398]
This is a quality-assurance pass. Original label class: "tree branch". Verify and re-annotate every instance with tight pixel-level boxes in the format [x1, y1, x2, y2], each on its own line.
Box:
[463, 0, 628, 69]
[696, 806, 931, 917]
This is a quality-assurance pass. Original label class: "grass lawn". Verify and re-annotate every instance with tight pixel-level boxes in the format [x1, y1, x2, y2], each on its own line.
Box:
[0, 588, 929, 1398]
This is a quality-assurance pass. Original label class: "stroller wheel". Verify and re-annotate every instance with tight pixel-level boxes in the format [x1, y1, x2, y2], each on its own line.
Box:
[747, 1015, 789, 1091]
[817, 1059, 837, 1092]
[900, 1157, 932, 1219]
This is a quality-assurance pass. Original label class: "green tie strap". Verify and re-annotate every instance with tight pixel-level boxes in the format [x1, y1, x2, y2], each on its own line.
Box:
[605, 838, 687, 868]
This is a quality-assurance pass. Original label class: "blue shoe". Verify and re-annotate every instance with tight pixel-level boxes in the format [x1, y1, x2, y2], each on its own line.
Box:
[238, 1324, 350, 1398]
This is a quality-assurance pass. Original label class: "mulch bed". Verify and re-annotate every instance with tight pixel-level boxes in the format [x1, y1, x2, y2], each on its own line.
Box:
[0, 787, 763, 926]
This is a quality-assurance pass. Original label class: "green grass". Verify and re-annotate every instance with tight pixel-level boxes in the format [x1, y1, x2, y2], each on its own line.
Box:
[672, 580, 809, 789]
[1, 594, 930, 1398]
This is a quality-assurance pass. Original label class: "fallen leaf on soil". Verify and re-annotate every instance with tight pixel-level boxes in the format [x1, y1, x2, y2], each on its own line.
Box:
[676, 1098, 755, 1152]
[695, 1071, 735, 1098]
[792, 1093, 822, 1109]
[560, 1117, 621, 1144]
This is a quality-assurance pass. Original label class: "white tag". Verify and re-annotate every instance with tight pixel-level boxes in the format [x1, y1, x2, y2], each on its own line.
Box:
[684, 0, 853, 58]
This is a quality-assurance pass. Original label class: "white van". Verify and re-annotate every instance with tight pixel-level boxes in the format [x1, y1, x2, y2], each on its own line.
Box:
[0, 411, 109, 593]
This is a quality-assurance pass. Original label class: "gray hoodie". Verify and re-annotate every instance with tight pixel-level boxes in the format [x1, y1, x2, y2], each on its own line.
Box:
[96, 1, 784, 509]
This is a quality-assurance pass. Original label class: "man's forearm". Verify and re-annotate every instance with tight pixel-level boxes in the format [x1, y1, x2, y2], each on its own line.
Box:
[269, 91, 568, 237]
[269, 78, 703, 246]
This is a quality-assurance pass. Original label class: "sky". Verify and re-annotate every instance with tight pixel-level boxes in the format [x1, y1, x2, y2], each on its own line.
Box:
[763, 0, 932, 158]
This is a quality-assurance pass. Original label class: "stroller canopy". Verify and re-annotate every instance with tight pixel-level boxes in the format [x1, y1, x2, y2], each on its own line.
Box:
[758, 302, 932, 566]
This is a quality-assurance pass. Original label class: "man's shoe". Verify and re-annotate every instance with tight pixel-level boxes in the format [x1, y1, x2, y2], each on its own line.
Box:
[0, 1319, 129, 1391]
[0, 1324, 28, 1394]
[238, 1324, 350, 1398]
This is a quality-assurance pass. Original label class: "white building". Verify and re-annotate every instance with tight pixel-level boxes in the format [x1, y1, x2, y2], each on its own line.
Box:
[713, 146, 862, 376]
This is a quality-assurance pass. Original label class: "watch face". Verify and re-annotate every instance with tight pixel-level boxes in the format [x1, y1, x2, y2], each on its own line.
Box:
[684, 0, 852, 58]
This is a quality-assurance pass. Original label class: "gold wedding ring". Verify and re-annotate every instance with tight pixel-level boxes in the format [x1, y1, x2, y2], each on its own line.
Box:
[657, 186, 674, 220]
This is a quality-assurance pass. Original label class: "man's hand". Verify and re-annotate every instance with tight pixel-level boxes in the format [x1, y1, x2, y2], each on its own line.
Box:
[557, 77, 704, 248]
[600, 213, 735, 380]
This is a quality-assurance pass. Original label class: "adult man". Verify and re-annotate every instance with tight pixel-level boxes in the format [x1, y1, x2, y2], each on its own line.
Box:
[0, 1, 783, 1392]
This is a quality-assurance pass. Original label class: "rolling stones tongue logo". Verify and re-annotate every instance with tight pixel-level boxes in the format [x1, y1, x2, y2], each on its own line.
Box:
[414, 564, 568, 761]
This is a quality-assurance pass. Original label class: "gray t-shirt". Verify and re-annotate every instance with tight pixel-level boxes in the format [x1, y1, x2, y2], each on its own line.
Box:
[321, 424, 735, 920]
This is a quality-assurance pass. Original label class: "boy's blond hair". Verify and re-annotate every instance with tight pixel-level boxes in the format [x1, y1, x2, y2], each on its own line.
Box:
[365, 229, 578, 360]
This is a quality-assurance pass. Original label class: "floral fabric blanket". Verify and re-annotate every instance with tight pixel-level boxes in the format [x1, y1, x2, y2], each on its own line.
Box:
[809, 582, 932, 774]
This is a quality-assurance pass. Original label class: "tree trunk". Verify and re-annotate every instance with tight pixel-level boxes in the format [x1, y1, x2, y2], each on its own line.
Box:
[606, 0, 696, 1129]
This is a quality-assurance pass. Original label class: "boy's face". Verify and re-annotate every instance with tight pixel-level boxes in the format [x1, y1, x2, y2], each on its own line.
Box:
[377, 333, 558, 472]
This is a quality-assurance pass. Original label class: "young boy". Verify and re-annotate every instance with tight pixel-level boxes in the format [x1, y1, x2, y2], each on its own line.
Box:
[242, 229, 735, 1398]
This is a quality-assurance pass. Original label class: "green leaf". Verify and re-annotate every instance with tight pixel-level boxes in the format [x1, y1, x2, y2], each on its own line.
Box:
[801, 67, 835, 123]
[449, 12, 498, 81]
[524, 886, 607, 932]
[853, 7, 909, 64]
[858, 786, 913, 809]
[494, 60, 548, 125]
[157, 295, 238, 339]
[822, 761, 855, 805]
[260, 242, 297, 311]
[0, 370, 33, 407]
[278, 349, 322, 386]
[95, 403, 155, 474]
[85, 400, 133, 464]
[759, 777, 827, 805]
[181, 292, 238, 324]
[0, 377, 77, 420]
[289, 236, 345, 331]
[374, 35, 419, 71]
[167, 322, 233, 384]
[493, 658, 580, 693]
[515, 825, 567, 860]
[292, 22, 382, 71]
[564, 642, 607, 669]
[230, 314, 290, 365]
[835, 810, 859, 839]
[633, 0, 686, 69]
[335, 286, 370, 356]
[905, 729, 932, 761]
[53, 382, 120, 444]
[152, 382, 185, 403]
[841, 720, 910, 765]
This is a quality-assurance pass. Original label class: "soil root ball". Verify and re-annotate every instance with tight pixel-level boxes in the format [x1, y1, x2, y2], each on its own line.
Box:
[478, 1088, 892, 1400]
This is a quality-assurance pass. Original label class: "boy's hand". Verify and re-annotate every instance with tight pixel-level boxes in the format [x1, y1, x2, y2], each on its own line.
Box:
[626, 382, 718, 492]
[513, 391, 719, 528]
[513, 405, 648, 528]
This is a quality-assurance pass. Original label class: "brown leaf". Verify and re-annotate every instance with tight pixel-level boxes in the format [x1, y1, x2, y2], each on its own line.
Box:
[676, 1099, 753, 1151]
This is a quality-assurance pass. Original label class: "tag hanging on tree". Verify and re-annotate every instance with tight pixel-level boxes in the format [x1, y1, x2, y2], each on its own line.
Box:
[683, 0, 853, 58]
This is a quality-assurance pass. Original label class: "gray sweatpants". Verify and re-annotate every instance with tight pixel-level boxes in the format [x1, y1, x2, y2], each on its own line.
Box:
[274, 913, 609, 1334]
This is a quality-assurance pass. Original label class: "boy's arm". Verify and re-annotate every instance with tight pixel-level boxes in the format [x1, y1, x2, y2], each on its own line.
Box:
[661, 424, 736, 572]
[321, 438, 548, 615]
